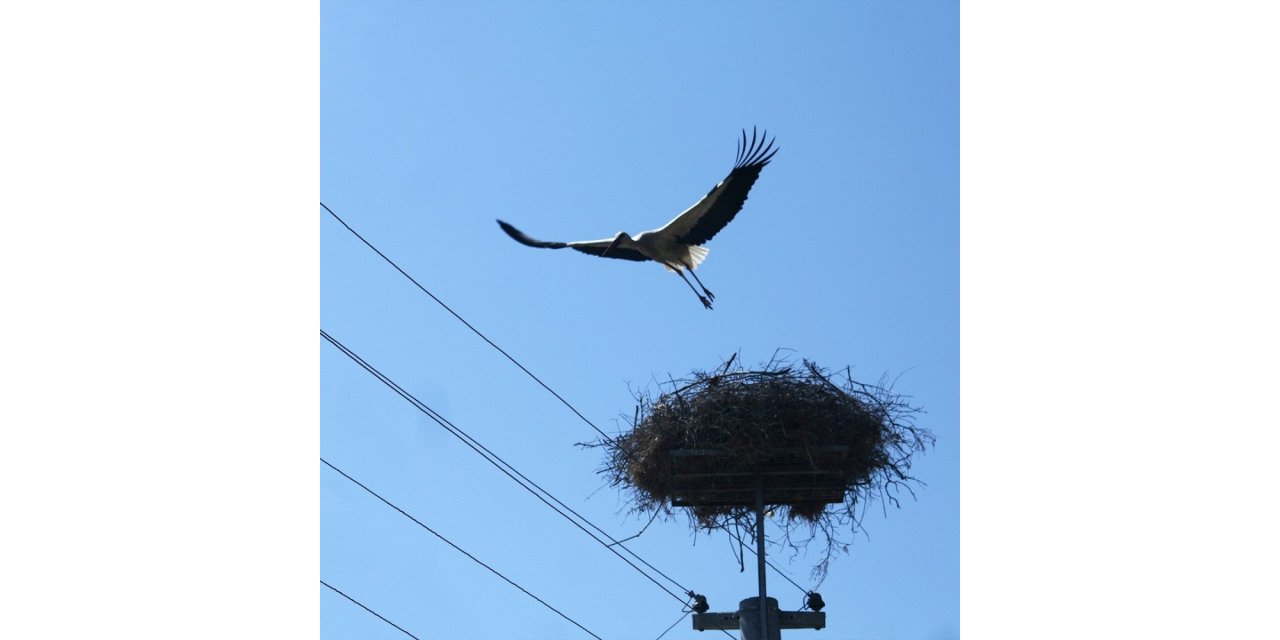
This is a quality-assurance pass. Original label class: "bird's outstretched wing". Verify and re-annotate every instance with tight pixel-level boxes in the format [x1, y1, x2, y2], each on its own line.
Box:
[656, 127, 778, 247]
[496, 220, 650, 262]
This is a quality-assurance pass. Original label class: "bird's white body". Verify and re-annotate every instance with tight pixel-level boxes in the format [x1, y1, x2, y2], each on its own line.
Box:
[497, 128, 777, 309]
[596, 230, 709, 273]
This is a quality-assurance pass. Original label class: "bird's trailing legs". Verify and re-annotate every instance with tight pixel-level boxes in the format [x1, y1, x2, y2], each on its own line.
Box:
[675, 270, 714, 310]
[686, 269, 715, 302]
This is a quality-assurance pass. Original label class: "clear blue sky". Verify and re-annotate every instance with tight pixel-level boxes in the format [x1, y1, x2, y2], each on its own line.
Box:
[5, 3, 1277, 640]
[321, 2, 957, 639]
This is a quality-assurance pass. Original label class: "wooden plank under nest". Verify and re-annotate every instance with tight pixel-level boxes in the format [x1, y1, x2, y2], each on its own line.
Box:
[667, 447, 850, 507]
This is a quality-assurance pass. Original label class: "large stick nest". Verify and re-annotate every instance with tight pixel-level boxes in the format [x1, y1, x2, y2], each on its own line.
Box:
[595, 353, 933, 581]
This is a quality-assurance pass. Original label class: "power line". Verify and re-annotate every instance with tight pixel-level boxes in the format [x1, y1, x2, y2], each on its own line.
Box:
[321, 201, 619, 448]
[321, 201, 650, 496]
[320, 201, 664, 555]
[320, 328, 687, 601]
[321, 579, 421, 640]
[321, 203, 723, 630]
[322, 458, 604, 640]
[653, 610, 690, 640]
[321, 329, 691, 605]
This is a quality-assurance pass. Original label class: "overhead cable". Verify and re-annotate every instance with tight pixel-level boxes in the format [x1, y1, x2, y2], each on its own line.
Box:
[321, 202, 619, 448]
[322, 458, 604, 640]
[320, 580, 421, 640]
[322, 329, 690, 605]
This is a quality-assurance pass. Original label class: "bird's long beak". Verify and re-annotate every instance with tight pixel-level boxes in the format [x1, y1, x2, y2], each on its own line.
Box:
[602, 235, 625, 257]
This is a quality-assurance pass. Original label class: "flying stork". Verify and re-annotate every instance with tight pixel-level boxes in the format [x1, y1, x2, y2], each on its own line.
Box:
[496, 128, 778, 310]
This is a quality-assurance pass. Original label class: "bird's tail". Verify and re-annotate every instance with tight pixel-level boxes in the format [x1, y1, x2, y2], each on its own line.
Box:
[665, 244, 709, 272]
[687, 244, 709, 269]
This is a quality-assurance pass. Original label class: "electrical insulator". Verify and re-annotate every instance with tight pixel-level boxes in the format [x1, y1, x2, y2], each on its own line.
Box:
[690, 593, 710, 614]
[805, 592, 825, 611]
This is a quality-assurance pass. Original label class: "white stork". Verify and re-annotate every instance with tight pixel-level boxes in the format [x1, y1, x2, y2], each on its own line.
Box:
[496, 128, 778, 309]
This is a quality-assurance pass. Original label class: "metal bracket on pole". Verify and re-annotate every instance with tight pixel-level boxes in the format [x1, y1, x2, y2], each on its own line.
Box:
[691, 598, 826, 636]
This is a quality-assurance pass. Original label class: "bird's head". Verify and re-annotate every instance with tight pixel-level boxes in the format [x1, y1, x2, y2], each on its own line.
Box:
[602, 232, 631, 257]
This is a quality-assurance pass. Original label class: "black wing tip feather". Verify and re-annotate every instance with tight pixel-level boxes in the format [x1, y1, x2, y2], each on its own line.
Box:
[496, 219, 567, 249]
[735, 126, 778, 170]
[496, 219, 521, 236]
[496, 219, 525, 241]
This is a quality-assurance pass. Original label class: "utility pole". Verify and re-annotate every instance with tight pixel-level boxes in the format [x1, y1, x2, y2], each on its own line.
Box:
[675, 451, 830, 639]
[755, 473, 768, 637]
